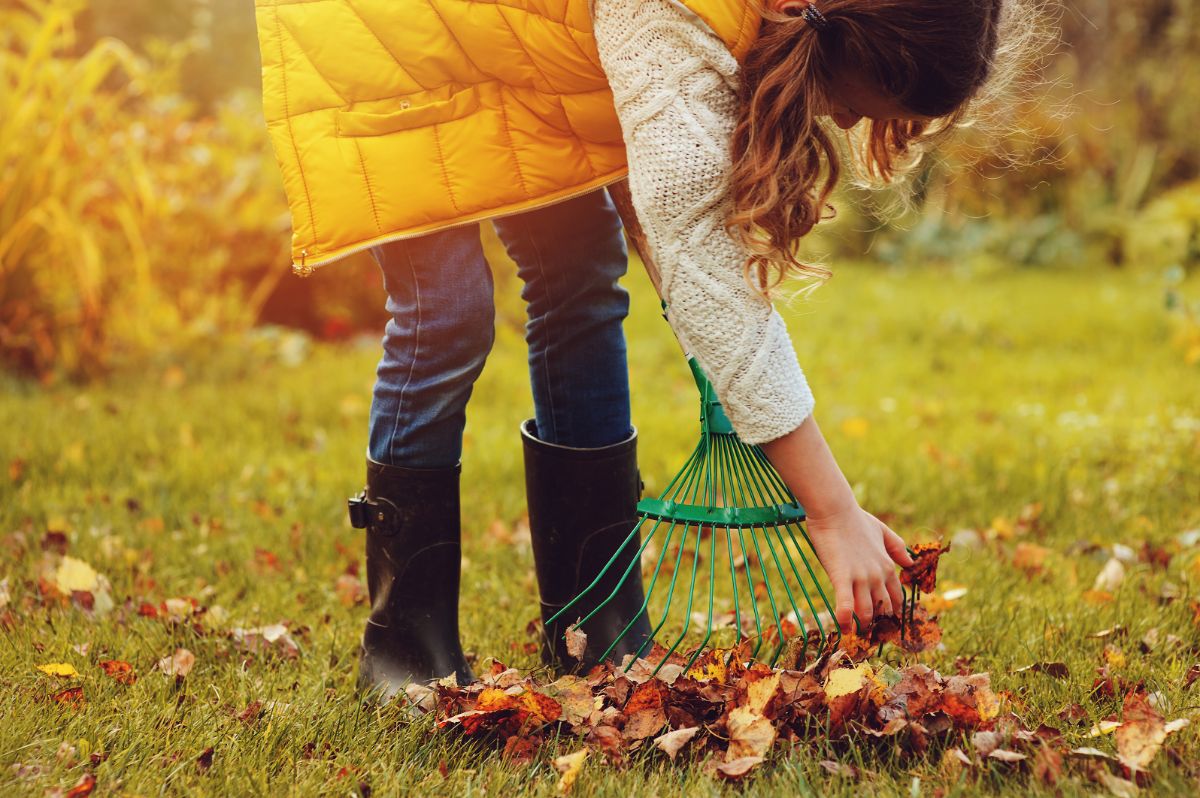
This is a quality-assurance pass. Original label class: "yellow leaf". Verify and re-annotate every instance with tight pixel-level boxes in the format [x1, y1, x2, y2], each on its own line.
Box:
[990, 516, 1014, 540]
[840, 417, 870, 438]
[745, 672, 781, 715]
[38, 662, 79, 678]
[686, 658, 726, 683]
[554, 748, 588, 794]
[55, 556, 98, 593]
[824, 663, 874, 700]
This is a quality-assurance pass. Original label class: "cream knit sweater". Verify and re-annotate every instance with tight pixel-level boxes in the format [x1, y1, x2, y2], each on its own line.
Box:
[592, 0, 816, 446]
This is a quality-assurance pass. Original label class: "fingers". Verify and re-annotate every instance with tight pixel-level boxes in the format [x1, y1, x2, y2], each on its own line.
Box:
[883, 527, 915, 567]
[885, 570, 905, 618]
[853, 580, 873, 630]
[871, 582, 894, 619]
[834, 584, 855, 634]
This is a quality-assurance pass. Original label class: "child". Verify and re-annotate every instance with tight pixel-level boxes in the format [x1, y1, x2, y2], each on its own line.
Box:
[255, 0, 1022, 699]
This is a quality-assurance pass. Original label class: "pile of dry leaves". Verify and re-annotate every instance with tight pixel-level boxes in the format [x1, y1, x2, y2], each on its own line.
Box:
[396, 543, 1190, 792]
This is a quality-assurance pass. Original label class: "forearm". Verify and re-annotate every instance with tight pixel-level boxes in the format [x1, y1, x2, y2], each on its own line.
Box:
[759, 414, 858, 521]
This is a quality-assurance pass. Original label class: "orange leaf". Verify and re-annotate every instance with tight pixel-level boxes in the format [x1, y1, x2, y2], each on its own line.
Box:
[1115, 692, 1166, 772]
[98, 659, 136, 685]
[900, 542, 951, 593]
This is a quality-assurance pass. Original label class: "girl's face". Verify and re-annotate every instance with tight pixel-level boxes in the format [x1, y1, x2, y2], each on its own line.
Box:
[821, 68, 931, 129]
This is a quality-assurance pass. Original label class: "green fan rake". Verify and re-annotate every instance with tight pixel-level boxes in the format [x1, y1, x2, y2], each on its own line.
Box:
[544, 181, 842, 675]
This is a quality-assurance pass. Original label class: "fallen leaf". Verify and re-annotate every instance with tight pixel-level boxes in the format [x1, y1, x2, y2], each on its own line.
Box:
[1164, 718, 1190, 735]
[622, 680, 668, 740]
[653, 726, 699, 760]
[64, 773, 96, 797]
[97, 660, 136, 685]
[1014, 662, 1069, 679]
[1115, 691, 1166, 772]
[565, 626, 587, 662]
[37, 662, 79, 678]
[196, 746, 214, 773]
[716, 755, 764, 779]
[824, 663, 873, 700]
[726, 706, 776, 760]
[1012, 543, 1050, 576]
[901, 542, 951, 594]
[988, 749, 1027, 763]
[554, 748, 587, 794]
[1093, 558, 1126, 592]
[157, 648, 196, 677]
[1094, 769, 1139, 798]
[55, 556, 99, 593]
[50, 686, 86, 709]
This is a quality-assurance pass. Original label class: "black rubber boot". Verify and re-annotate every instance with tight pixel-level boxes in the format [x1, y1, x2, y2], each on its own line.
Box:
[520, 419, 654, 673]
[347, 456, 474, 699]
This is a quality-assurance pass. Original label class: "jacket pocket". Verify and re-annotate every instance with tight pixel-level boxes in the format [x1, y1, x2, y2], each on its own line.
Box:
[335, 86, 481, 136]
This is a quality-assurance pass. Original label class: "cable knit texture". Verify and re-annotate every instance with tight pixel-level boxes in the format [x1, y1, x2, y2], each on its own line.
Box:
[593, 0, 815, 445]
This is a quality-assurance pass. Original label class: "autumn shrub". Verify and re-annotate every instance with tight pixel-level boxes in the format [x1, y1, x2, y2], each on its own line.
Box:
[0, 0, 290, 384]
[818, 0, 1200, 272]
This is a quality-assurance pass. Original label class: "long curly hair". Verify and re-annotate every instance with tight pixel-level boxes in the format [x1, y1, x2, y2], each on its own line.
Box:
[728, 0, 1053, 296]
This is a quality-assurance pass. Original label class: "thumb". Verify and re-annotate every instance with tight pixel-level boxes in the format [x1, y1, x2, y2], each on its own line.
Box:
[884, 527, 914, 567]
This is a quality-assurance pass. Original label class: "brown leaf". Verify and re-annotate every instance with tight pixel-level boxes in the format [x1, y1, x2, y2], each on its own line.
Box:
[1115, 691, 1166, 772]
[585, 724, 625, 763]
[622, 680, 668, 740]
[1014, 662, 1069, 680]
[157, 648, 195, 677]
[97, 659, 136, 685]
[726, 706, 776, 760]
[900, 541, 950, 593]
[565, 625, 587, 662]
[716, 755, 764, 779]
[1012, 542, 1050, 576]
[653, 726, 699, 761]
[545, 676, 594, 728]
[237, 700, 265, 724]
[1184, 664, 1200, 689]
[196, 747, 214, 773]
[50, 686, 86, 710]
[1036, 744, 1065, 787]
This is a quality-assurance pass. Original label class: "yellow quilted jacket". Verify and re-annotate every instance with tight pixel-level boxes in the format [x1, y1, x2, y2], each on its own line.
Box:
[255, 0, 762, 275]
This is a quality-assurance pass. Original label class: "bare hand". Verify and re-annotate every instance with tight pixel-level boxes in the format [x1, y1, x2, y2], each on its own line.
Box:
[804, 505, 914, 633]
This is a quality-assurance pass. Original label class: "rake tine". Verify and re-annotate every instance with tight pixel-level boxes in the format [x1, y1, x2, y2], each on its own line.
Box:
[658, 521, 705, 675]
[546, 514, 650, 627]
[595, 516, 667, 664]
[728, 443, 818, 655]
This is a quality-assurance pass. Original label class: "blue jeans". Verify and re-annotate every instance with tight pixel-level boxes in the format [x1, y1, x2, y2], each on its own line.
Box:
[367, 188, 634, 469]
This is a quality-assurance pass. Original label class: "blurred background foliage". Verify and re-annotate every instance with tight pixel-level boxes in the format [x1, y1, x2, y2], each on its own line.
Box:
[2, 0, 1198, 384]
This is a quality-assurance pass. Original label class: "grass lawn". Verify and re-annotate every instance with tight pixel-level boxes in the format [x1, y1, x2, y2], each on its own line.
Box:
[2, 251, 1199, 796]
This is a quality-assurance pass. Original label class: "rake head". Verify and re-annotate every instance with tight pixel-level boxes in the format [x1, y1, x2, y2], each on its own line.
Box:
[546, 356, 844, 676]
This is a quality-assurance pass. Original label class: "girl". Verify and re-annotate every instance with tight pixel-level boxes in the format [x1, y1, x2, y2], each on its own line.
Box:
[255, 0, 1022, 699]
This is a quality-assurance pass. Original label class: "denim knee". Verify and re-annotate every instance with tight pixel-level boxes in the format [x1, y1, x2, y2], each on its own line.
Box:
[368, 230, 497, 468]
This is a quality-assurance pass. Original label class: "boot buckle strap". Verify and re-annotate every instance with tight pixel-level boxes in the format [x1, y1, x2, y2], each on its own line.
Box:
[348, 490, 400, 535]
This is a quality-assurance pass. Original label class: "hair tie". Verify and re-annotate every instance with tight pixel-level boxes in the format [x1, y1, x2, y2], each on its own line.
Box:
[802, 3, 830, 30]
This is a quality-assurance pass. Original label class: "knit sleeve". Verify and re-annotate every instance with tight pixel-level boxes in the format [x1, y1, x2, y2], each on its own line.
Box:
[592, 0, 815, 445]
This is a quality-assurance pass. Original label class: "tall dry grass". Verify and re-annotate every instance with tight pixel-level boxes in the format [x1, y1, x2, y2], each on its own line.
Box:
[0, 0, 290, 383]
